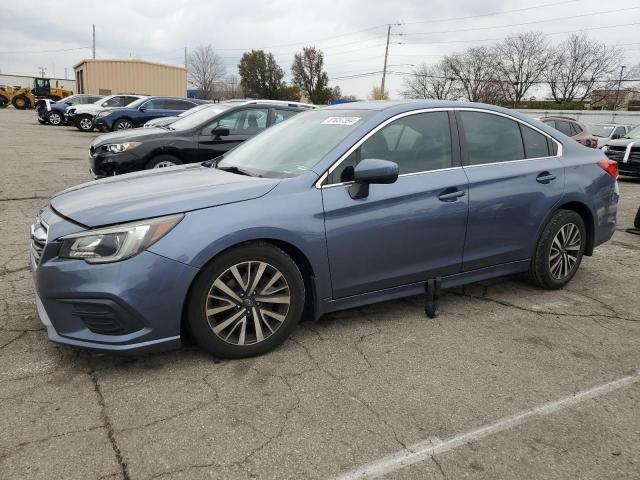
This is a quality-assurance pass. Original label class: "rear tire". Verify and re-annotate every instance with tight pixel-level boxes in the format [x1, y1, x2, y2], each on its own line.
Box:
[187, 243, 305, 358]
[75, 114, 94, 132]
[113, 119, 134, 130]
[528, 210, 586, 289]
[0, 96, 8, 108]
[12, 95, 29, 110]
[145, 155, 182, 169]
[46, 111, 63, 126]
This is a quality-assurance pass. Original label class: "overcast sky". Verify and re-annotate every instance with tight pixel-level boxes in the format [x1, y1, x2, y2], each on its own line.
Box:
[1, 0, 639, 99]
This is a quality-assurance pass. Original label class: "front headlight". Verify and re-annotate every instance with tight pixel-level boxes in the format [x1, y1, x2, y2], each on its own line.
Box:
[59, 214, 183, 263]
[106, 142, 141, 154]
[601, 145, 608, 152]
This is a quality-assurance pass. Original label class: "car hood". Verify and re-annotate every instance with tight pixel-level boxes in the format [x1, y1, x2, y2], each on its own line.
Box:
[605, 138, 638, 148]
[91, 127, 169, 147]
[50, 164, 280, 228]
[71, 104, 102, 114]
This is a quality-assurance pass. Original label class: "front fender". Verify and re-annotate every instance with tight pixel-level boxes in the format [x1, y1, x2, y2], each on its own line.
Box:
[147, 186, 332, 302]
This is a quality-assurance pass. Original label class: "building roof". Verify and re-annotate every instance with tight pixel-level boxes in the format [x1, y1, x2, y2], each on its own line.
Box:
[73, 58, 186, 72]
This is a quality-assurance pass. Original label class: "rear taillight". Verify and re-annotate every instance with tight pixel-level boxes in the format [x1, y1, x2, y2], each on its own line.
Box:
[598, 159, 618, 179]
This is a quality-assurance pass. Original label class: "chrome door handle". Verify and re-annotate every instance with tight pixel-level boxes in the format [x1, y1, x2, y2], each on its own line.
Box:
[438, 189, 465, 201]
[536, 172, 556, 183]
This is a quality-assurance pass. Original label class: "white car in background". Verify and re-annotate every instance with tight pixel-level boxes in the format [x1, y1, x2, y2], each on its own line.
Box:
[66, 94, 147, 132]
[586, 123, 634, 148]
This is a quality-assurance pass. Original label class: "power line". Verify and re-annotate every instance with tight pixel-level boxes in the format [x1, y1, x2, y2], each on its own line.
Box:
[401, 0, 579, 25]
[396, 7, 640, 37]
[396, 21, 640, 47]
[385, 70, 640, 84]
[0, 46, 90, 55]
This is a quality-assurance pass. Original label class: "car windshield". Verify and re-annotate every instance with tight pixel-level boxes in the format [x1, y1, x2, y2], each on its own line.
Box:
[624, 126, 640, 139]
[168, 104, 234, 130]
[587, 124, 614, 138]
[217, 109, 375, 178]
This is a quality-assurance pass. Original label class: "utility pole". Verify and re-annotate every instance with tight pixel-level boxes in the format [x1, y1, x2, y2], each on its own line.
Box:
[614, 65, 625, 110]
[380, 24, 391, 99]
[37, 66, 46, 78]
[92, 24, 96, 59]
[184, 47, 188, 68]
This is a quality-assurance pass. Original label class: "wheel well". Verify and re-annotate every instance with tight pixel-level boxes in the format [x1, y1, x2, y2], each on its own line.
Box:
[180, 238, 317, 339]
[113, 117, 135, 128]
[557, 201, 595, 256]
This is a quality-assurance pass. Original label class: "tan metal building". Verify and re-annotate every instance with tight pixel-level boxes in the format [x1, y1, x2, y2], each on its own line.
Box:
[73, 59, 187, 97]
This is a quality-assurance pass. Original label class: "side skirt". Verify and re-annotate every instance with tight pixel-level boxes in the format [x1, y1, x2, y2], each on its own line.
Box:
[316, 259, 531, 318]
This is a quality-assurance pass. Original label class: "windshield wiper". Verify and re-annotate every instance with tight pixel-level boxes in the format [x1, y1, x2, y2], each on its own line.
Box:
[217, 165, 255, 177]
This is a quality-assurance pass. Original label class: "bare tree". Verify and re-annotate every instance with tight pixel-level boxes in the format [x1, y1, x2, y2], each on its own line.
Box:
[188, 45, 227, 100]
[223, 74, 243, 99]
[493, 32, 550, 105]
[545, 34, 621, 103]
[401, 61, 458, 100]
[443, 47, 502, 103]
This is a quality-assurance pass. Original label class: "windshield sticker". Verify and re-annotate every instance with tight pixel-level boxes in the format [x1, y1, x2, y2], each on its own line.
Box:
[322, 116, 361, 126]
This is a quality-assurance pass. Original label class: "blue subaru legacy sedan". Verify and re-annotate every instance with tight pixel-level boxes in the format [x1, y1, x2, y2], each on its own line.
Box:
[30, 101, 619, 358]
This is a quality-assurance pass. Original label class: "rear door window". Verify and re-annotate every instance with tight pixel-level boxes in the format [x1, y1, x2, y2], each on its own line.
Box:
[459, 111, 524, 165]
[273, 109, 298, 124]
[520, 124, 550, 158]
[554, 120, 573, 136]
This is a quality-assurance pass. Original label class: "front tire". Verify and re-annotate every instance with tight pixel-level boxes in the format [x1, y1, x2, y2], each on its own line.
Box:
[113, 119, 134, 130]
[46, 111, 63, 126]
[187, 243, 305, 358]
[529, 210, 586, 289]
[12, 95, 29, 110]
[76, 114, 94, 132]
[146, 155, 182, 170]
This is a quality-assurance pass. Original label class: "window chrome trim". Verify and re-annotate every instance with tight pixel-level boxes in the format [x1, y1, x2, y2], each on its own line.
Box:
[314, 106, 563, 189]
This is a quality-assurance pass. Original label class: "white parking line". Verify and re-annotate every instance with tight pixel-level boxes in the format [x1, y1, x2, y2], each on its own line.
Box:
[335, 369, 640, 480]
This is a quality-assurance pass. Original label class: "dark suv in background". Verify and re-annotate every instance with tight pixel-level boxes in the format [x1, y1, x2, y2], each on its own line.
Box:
[89, 100, 314, 177]
[93, 96, 205, 131]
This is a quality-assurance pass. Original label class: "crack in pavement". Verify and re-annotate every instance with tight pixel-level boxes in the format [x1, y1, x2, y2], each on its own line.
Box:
[90, 370, 131, 480]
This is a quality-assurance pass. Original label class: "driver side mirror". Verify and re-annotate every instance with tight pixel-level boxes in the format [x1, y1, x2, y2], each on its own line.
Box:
[139, 106, 147, 112]
[348, 158, 399, 199]
[211, 127, 230, 138]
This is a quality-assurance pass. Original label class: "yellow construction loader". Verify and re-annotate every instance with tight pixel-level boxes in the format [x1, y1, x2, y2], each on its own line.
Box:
[0, 78, 72, 109]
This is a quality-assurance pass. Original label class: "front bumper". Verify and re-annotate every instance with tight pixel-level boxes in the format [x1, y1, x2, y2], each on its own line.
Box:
[89, 150, 141, 178]
[31, 208, 199, 354]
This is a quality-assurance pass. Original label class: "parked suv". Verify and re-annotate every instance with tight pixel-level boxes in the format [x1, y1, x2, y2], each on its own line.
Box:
[89, 100, 314, 177]
[32, 101, 618, 357]
[36, 94, 104, 126]
[93, 96, 204, 132]
[586, 123, 634, 148]
[602, 125, 640, 177]
[66, 94, 146, 132]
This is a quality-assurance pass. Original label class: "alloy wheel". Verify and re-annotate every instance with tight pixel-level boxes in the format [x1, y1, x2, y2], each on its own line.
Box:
[153, 160, 177, 168]
[49, 113, 61, 125]
[205, 261, 290, 346]
[549, 222, 581, 280]
[115, 121, 133, 130]
[79, 117, 93, 131]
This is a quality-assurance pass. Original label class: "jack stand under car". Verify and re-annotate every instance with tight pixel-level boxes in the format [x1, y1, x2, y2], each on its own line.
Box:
[425, 278, 441, 319]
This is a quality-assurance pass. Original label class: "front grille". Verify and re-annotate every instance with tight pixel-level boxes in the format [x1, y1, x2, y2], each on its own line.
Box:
[30, 216, 48, 267]
[606, 145, 640, 163]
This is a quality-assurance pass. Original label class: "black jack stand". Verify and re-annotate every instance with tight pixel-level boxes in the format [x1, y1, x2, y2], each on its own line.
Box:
[425, 278, 441, 319]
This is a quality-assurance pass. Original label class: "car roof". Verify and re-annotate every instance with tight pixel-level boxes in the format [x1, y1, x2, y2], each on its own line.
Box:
[221, 99, 316, 109]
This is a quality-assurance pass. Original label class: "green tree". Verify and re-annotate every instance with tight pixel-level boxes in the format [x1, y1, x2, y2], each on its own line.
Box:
[238, 50, 287, 99]
[291, 47, 332, 104]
